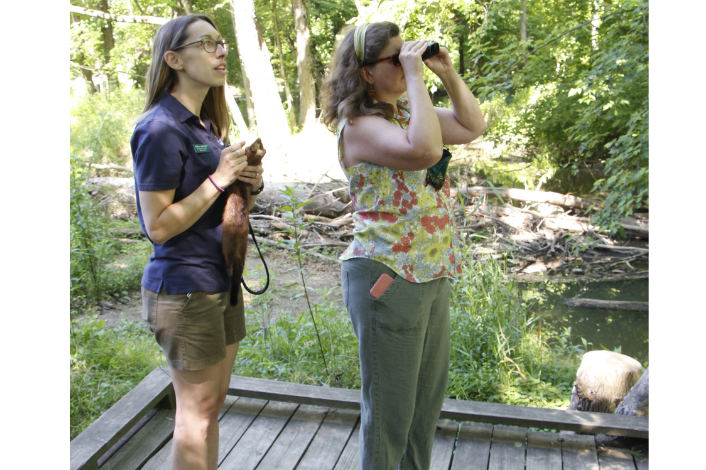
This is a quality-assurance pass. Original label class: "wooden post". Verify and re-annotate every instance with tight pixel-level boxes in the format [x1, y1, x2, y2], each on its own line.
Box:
[569, 351, 643, 413]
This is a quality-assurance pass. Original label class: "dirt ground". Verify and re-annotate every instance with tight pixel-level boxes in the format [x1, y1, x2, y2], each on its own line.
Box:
[96, 243, 345, 330]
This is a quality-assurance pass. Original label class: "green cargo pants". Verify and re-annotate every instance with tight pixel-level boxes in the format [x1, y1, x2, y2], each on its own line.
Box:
[342, 258, 451, 470]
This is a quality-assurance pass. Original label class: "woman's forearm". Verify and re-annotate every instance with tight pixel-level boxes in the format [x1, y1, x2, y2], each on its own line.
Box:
[405, 74, 443, 159]
[439, 72, 487, 134]
[140, 178, 223, 244]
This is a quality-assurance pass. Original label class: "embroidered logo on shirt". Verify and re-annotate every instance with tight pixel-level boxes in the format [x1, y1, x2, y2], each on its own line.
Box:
[193, 144, 211, 153]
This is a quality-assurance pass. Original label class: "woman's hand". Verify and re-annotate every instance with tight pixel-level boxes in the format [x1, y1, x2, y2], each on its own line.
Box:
[238, 163, 264, 191]
[237, 145, 265, 190]
[423, 45, 454, 79]
[211, 141, 249, 189]
[398, 40, 428, 80]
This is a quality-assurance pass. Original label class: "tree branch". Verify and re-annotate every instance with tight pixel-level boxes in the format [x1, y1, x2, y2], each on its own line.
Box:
[69, 5, 169, 25]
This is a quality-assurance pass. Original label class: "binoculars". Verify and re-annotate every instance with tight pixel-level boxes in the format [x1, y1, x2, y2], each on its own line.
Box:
[421, 42, 440, 61]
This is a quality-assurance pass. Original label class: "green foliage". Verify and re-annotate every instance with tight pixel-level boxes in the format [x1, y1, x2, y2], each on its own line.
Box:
[474, 0, 649, 232]
[70, 88, 145, 165]
[70, 316, 164, 439]
[70, 155, 113, 305]
[70, 155, 151, 307]
[278, 186, 330, 375]
[237, 287, 361, 388]
[448, 253, 580, 407]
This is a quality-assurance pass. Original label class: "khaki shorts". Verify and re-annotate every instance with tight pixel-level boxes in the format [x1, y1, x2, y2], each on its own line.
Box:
[141, 285, 246, 371]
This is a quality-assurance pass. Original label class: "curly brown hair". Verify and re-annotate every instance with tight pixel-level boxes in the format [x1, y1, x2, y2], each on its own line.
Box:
[319, 22, 400, 131]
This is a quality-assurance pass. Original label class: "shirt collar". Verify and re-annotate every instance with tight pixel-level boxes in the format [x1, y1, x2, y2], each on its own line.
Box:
[159, 92, 195, 123]
[159, 92, 213, 133]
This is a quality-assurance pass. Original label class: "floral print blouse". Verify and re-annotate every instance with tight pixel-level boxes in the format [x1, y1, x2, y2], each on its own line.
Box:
[337, 98, 462, 282]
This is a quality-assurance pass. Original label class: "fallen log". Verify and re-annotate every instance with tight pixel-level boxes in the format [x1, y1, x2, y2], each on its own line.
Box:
[458, 186, 592, 210]
[251, 237, 341, 264]
[91, 163, 133, 173]
[565, 298, 648, 312]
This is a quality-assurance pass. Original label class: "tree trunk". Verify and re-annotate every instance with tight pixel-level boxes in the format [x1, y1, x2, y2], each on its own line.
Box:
[592, 0, 601, 50]
[458, 15, 466, 75]
[273, 0, 296, 128]
[98, 0, 118, 91]
[224, 79, 250, 139]
[291, 0, 317, 128]
[569, 351, 643, 414]
[180, 0, 193, 14]
[615, 367, 648, 417]
[239, 58, 255, 129]
[520, 0, 527, 41]
[230, 0, 291, 157]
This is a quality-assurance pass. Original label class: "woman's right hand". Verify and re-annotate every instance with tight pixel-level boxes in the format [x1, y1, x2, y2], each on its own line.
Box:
[398, 40, 429, 80]
[211, 141, 249, 188]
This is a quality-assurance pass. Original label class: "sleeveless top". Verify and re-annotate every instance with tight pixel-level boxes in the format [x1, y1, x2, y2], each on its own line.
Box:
[337, 98, 462, 282]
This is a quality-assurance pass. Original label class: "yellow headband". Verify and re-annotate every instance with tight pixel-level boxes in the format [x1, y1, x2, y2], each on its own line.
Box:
[354, 23, 370, 64]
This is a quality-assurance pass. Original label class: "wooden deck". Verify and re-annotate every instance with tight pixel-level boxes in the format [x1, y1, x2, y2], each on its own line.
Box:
[71, 367, 649, 470]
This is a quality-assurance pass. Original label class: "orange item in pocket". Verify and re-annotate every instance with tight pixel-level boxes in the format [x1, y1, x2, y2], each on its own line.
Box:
[370, 273, 394, 299]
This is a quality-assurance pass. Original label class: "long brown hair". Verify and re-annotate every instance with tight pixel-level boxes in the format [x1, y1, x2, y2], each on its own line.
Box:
[138, 14, 230, 142]
[319, 22, 400, 131]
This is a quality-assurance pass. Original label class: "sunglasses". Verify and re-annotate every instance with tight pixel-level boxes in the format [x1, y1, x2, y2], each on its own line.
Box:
[365, 52, 401, 67]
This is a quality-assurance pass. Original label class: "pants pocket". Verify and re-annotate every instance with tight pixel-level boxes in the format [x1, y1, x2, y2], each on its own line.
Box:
[373, 271, 426, 331]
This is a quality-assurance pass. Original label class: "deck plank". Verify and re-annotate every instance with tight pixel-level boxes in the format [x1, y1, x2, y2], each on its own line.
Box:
[256, 405, 330, 470]
[97, 408, 158, 467]
[634, 452, 649, 470]
[141, 396, 250, 470]
[487, 425, 527, 470]
[295, 408, 360, 470]
[430, 420, 459, 470]
[100, 408, 175, 470]
[597, 447, 637, 470]
[71, 367, 173, 470]
[526, 431, 562, 470]
[449, 422, 493, 470]
[216, 397, 269, 465]
[219, 401, 299, 470]
[332, 423, 360, 470]
[229, 375, 647, 438]
[561, 432, 599, 470]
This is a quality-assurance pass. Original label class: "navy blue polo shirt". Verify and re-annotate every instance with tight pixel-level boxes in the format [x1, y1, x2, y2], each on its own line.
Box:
[130, 93, 230, 295]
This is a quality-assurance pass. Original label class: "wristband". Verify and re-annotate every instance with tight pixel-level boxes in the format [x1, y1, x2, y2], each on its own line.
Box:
[208, 175, 225, 193]
[250, 178, 265, 195]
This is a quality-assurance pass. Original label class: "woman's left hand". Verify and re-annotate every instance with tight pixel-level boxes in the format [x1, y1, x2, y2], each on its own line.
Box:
[424, 46, 454, 78]
[238, 163, 264, 191]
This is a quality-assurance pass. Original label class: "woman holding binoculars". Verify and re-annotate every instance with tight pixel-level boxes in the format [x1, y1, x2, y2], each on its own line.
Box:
[320, 21, 487, 470]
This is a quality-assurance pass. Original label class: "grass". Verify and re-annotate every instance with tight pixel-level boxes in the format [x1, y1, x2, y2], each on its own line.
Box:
[70, 316, 164, 440]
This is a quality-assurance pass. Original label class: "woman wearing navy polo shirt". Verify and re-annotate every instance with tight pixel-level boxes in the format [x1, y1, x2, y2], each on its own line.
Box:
[130, 15, 264, 470]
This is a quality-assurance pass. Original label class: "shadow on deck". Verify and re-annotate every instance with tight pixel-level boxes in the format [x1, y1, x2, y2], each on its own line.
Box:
[70, 367, 649, 470]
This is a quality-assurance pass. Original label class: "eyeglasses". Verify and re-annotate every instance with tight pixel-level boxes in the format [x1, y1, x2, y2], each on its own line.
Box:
[365, 53, 401, 67]
[173, 38, 229, 53]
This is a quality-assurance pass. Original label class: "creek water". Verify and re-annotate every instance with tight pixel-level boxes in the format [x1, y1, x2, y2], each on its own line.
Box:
[519, 277, 649, 366]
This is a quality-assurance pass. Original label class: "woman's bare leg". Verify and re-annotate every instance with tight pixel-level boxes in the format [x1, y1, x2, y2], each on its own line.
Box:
[168, 342, 239, 470]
